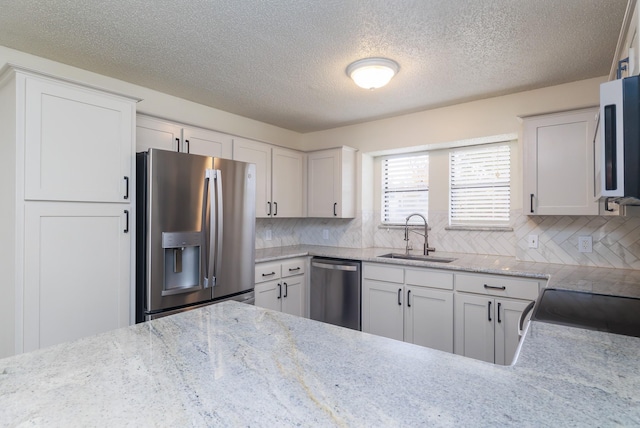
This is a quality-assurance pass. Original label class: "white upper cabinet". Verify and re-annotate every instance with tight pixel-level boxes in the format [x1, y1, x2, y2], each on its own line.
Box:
[136, 116, 181, 152]
[136, 114, 233, 159]
[271, 147, 304, 218]
[307, 147, 357, 218]
[233, 138, 272, 217]
[233, 137, 304, 218]
[24, 75, 135, 203]
[182, 127, 233, 159]
[523, 108, 599, 215]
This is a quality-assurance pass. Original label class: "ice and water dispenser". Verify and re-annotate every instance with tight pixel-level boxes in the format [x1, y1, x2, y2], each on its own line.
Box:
[161, 231, 202, 295]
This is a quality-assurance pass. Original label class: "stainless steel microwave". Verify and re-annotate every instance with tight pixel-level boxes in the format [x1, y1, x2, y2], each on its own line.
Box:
[597, 75, 640, 205]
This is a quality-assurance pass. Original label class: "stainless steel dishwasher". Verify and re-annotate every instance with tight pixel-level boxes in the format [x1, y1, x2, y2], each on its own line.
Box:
[310, 257, 361, 331]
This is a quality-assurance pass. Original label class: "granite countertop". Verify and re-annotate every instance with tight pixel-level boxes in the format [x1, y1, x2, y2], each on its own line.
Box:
[1, 301, 638, 426]
[256, 245, 640, 298]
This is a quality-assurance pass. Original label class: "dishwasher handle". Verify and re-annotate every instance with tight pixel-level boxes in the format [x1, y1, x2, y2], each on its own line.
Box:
[311, 261, 358, 271]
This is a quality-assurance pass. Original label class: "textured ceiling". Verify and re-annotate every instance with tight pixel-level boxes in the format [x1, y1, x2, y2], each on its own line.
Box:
[0, 0, 628, 132]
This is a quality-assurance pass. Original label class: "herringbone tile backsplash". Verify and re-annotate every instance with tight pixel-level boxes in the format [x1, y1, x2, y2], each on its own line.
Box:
[256, 209, 640, 269]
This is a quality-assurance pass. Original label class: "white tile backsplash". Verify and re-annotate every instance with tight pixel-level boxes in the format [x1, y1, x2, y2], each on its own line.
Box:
[256, 208, 640, 269]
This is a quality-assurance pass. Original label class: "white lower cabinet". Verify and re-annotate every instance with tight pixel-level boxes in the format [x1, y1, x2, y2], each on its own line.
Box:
[255, 258, 306, 317]
[23, 202, 131, 352]
[362, 264, 543, 364]
[405, 286, 454, 352]
[362, 279, 404, 341]
[362, 263, 454, 353]
[454, 273, 542, 365]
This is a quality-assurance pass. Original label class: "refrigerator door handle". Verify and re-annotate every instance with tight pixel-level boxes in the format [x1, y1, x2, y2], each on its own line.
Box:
[214, 169, 224, 286]
[204, 168, 224, 288]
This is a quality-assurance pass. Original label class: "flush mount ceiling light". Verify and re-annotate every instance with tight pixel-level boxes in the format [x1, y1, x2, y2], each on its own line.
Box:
[346, 57, 399, 90]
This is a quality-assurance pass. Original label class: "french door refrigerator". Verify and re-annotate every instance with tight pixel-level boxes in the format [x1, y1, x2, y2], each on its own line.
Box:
[136, 149, 256, 322]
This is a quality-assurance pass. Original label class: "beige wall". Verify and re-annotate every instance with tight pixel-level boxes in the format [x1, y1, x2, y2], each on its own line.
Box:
[0, 45, 302, 149]
[299, 76, 604, 153]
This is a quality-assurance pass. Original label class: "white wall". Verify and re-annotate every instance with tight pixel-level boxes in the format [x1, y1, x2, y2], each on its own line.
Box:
[0, 45, 302, 149]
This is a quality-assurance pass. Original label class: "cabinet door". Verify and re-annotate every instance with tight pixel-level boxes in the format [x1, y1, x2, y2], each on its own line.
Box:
[454, 293, 494, 363]
[271, 147, 304, 217]
[254, 280, 282, 312]
[494, 299, 530, 366]
[523, 109, 598, 215]
[23, 202, 131, 352]
[136, 115, 181, 152]
[24, 77, 134, 203]
[281, 274, 305, 317]
[307, 150, 339, 217]
[362, 280, 404, 341]
[404, 286, 453, 353]
[182, 127, 233, 159]
[233, 138, 272, 218]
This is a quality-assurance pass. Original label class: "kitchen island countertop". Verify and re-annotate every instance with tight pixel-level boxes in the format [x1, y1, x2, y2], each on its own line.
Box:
[1, 301, 639, 426]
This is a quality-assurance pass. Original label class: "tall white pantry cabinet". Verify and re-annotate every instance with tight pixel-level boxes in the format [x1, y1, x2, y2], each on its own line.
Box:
[0, 65, 138, 358]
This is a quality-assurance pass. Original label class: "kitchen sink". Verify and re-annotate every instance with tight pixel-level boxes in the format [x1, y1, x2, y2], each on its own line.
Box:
[377, 253, 456, 263]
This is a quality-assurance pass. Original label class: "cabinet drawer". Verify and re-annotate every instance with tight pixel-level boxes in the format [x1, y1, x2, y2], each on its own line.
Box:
[363, 263, 404, 283]
[405, 268, 454, 290]
[281, 258, 305, 277]
[255, 262, 281, 284]
[455, 273, 540, 300]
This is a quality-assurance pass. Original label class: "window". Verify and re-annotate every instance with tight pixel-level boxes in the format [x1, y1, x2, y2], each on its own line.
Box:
[449, 143, 510, 227]
[382, 154, 429, 224]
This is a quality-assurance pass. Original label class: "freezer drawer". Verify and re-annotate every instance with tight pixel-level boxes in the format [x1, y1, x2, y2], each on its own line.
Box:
[310, 257, 361, 331]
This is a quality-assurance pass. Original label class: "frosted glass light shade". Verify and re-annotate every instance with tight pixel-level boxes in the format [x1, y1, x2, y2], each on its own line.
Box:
[346, 58, 399, 90]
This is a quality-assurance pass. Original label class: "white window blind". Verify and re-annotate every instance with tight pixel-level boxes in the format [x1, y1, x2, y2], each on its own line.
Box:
[382, 154, 429, 224]
[450, 144, 510, 227]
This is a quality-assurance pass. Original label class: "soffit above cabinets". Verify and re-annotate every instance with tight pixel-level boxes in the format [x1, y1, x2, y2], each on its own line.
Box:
[0, 0, 628, 133]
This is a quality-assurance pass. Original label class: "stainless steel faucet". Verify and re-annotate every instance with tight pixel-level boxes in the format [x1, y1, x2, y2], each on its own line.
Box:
[404, 213, 436, 255]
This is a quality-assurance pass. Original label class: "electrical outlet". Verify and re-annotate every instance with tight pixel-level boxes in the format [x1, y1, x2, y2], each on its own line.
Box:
[528, 234, 538, 249]
[265, 229, 272, 241]
[322, 229, 329, 240]
[578, 236, 592, 253]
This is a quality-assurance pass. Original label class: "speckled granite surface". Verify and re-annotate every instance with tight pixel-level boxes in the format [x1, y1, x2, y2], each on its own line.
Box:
[1, 301, 638, 427]
[256, 245, 640, 297]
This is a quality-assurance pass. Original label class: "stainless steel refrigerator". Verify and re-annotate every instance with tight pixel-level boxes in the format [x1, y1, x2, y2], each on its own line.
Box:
[136, 148, 256, 322]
